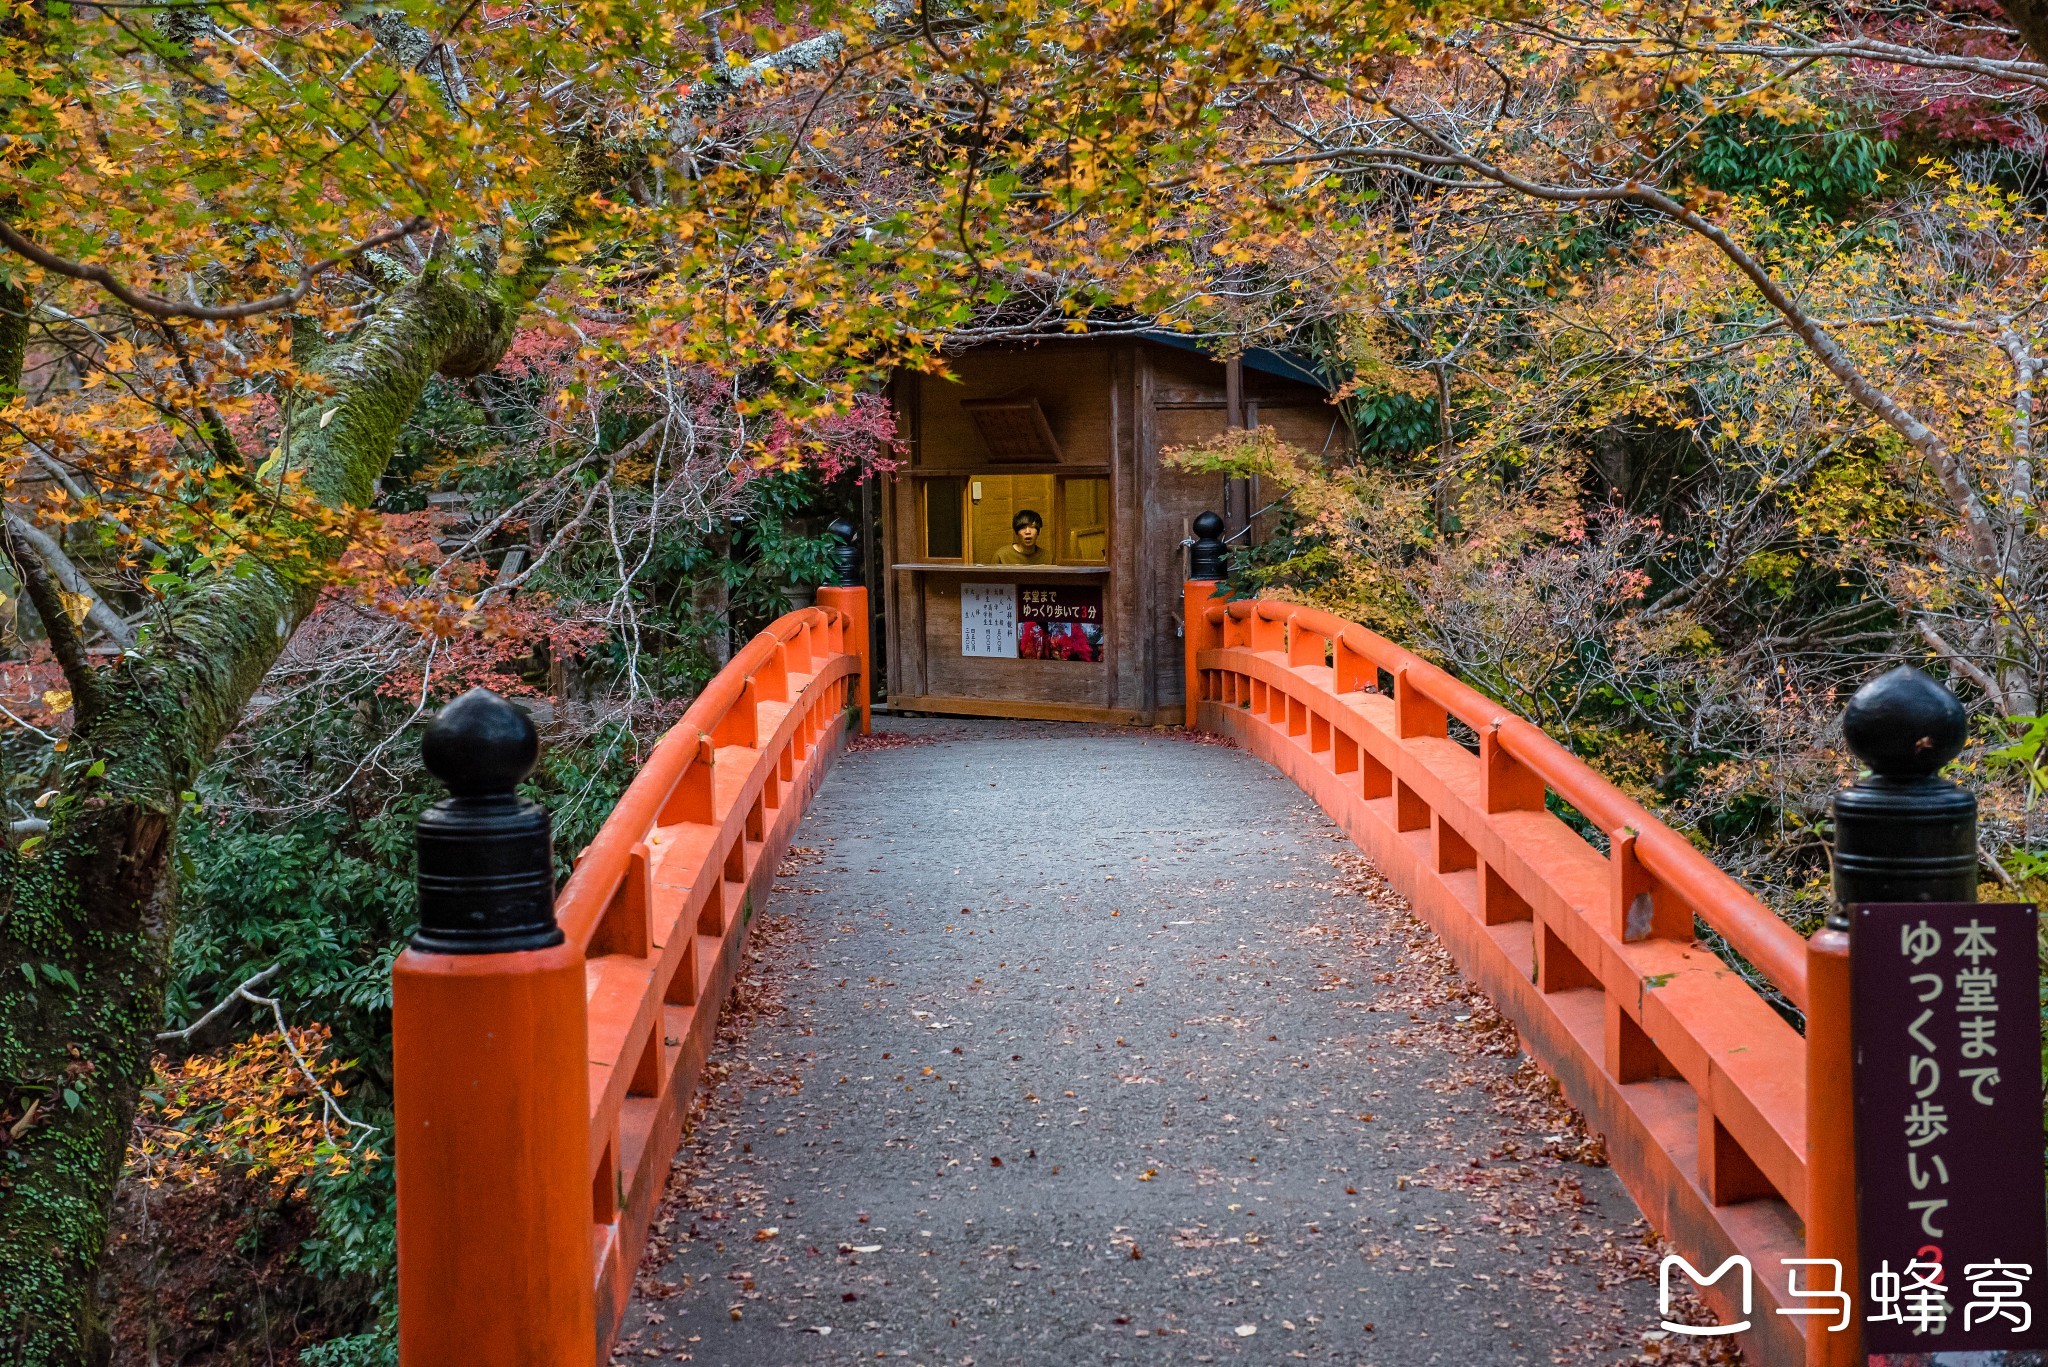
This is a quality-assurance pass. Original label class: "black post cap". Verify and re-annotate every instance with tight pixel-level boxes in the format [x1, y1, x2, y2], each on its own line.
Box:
[1188, 510, 1227, 580]
[423, 686, 541, 794]
[1831, 666, 1977, 920]
[828, 517, 861, 588]
[1841, 665, 1969, 776]
[412, 688, 562, 955]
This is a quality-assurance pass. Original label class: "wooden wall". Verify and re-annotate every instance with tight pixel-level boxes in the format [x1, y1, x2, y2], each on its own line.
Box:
[916, 347, 1120, 470]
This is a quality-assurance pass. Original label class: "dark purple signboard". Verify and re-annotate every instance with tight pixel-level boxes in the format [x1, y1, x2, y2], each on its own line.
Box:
[1852, 902, 2047, 1353]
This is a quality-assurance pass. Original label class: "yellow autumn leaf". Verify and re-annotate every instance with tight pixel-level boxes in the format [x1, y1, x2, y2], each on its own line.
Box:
[41, 689, 72, 713]
[57, 592, 92, 627]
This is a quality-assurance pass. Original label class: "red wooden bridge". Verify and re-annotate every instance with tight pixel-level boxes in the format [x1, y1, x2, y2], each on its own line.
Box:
[389, 576, 1861, 1367]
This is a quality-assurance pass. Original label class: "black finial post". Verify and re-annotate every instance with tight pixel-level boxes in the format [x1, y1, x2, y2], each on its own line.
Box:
[1831, 665, 1977, 926]
[1188, 510, 1227, 580]
[828, 518, 861, 588]
[413, 688, 562, 954]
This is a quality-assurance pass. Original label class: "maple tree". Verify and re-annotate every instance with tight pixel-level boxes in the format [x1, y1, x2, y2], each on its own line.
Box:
[1349, 5, 2048, 719]
[1164, 0, 2048, 929]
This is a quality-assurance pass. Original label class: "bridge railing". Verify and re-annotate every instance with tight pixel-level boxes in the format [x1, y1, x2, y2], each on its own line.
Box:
[392, 585, 869, 1366]
[1184, 583, 1850, 1367]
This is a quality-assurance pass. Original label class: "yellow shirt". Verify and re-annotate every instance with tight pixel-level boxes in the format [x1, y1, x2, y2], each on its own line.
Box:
[993, 542, 1052, 565]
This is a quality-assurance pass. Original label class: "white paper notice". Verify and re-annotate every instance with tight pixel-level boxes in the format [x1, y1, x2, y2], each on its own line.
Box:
[961, 583, 1018, 658]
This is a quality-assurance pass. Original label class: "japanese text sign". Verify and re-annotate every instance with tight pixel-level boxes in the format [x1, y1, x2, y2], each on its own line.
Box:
[1018, 584, 1101, 625]
[1852, 902, 2047, 1352]
[1018, 585, 1103, 662]
[961, 583, 1018, 658]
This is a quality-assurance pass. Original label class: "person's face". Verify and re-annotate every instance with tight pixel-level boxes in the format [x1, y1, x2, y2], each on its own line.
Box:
[1017, 522, 1040, 549]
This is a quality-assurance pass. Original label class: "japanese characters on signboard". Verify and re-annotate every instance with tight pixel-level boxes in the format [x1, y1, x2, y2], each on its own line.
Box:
[960, 583, 1104, 662]
[1018, 585, 1103, 662]
[960, 583, 1018, 658]
[1852, 901, 2047, 1354]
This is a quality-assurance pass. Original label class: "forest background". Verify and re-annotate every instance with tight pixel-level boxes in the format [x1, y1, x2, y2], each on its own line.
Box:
[5, 0, 2048, 1360]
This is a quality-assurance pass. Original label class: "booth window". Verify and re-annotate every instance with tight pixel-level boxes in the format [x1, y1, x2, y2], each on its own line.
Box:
[971, 474, 1054, 563]
[923, 478, 965, 560]
[921, 471, 1111, 564]
[1059, 476, 1109, 563]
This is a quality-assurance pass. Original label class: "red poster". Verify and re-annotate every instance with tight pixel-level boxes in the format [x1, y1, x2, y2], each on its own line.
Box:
[1017, 585, 1103, 662]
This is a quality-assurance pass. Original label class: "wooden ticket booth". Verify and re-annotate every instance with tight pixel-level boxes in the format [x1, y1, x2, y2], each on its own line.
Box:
[881, 336, 1344, 725]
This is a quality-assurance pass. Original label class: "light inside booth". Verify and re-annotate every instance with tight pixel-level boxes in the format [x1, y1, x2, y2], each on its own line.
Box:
[918, 475, 1108, 564]
[970, 474, 1053, 563]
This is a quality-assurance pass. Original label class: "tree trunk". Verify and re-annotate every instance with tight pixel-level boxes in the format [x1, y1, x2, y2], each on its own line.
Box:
[0, 783, 178, 1366]
[695, 531, 734, 668]
[1431, 360, 1455, 531]
[0, 280, 26, 403]
[0, 195, 592, 1358]
[1999, 0, 2048, 66]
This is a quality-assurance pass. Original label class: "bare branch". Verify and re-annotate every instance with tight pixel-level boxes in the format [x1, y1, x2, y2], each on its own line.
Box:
[154, 962, 377, 1143]
[1919, 619, 2006, 708]
[1, 516, 105, 721]
[2, 512, 136, 649]
[154, 963, 282, 1046]
[1508, 25, 2048, 93]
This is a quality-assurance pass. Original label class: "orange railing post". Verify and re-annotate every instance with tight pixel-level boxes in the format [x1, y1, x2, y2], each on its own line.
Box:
[1182, 580, 1220, 728]
[1184, 512, 1227, 727]
[394, 690, 595, 1367]
[818, 588, 869, 735]
[819, 518, 870, 735]
[1804, 921, 1858, 1367]
[394, 947, 593, 1365]
[1804, 667, 1978, 1366]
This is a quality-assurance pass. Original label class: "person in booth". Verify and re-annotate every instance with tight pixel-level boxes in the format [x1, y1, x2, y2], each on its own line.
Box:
[994, 508, 1052, 565]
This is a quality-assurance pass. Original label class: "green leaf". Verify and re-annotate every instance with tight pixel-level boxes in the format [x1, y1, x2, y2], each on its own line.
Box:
[36, 963, 80, 992]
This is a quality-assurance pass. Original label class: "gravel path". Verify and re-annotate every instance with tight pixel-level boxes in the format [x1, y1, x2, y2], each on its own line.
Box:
[614, 719, 1725, 1367]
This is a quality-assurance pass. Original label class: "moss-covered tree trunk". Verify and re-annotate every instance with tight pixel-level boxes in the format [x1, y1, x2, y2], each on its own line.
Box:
[0, 246, 571, 1363]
